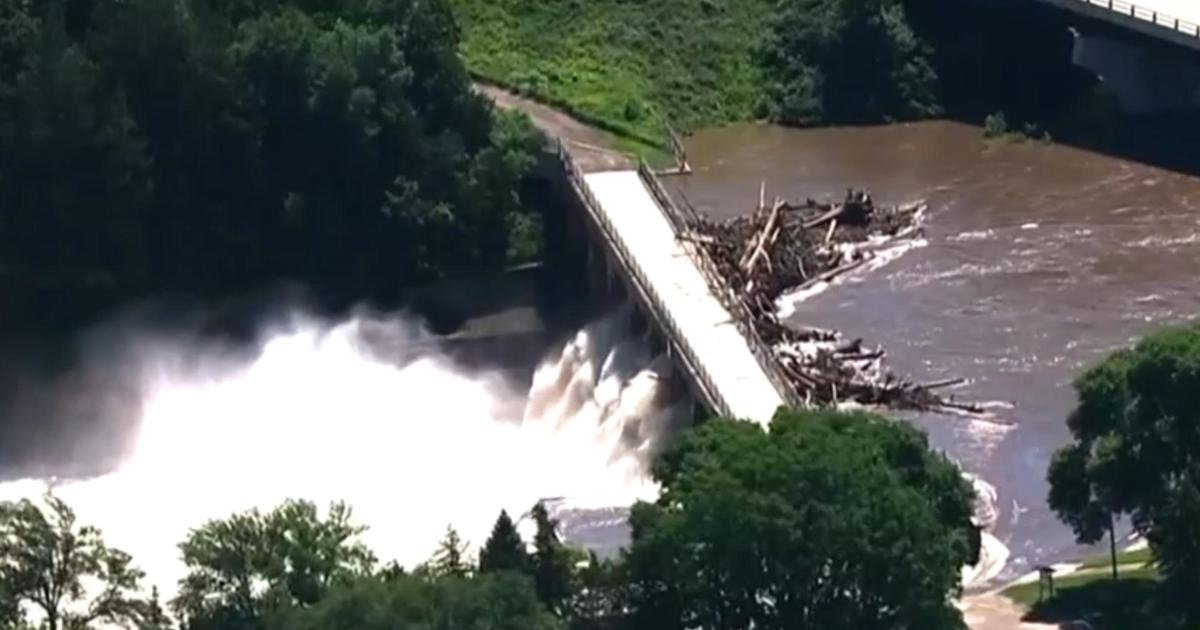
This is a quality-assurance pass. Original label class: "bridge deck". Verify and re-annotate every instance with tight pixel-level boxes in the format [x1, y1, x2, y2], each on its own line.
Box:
[1044, 0, 1200, 47]
[582, 170, 785, 423]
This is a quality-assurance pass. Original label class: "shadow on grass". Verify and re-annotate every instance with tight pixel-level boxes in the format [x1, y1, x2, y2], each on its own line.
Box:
[1023, 577, 1172, 630]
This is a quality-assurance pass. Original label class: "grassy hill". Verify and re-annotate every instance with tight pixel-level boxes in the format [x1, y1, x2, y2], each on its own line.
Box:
[451, 0, 774, 144]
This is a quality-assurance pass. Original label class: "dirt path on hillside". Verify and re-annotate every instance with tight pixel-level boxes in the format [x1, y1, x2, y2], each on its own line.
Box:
[478, 84, 631, 172]
[961, 592, 1059, 630]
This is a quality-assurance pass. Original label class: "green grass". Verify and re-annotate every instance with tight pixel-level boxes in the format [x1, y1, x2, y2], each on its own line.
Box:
[1000, 553, 1194, 630]
[451, 0, 774, 142]
[1081, 547, 1155, 571]
[1003, 567, 1161, 609]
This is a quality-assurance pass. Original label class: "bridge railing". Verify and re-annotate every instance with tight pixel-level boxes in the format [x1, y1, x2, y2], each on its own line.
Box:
[1074, 0, 1200, 37]
[636, 160, 805, 409]
[556, 140, 733, 417]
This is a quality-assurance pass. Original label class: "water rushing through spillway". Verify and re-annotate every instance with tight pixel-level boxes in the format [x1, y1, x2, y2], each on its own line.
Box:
[0, 309, 688, 597]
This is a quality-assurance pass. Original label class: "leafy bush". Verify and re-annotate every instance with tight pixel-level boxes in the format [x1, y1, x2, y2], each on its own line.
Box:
[984, 112, 1009, 138]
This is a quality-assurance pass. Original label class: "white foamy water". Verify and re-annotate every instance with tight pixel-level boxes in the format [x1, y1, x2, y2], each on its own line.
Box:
[0, 309, 683, 597]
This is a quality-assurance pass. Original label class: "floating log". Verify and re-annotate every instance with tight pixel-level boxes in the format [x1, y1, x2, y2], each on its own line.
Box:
[684, 185, 979, 414]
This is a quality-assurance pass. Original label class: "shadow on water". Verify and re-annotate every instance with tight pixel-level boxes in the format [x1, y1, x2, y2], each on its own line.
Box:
[904, 0, 1200, 178]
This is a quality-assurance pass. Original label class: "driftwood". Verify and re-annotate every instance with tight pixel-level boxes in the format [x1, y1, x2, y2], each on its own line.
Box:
[685, 186, 982, 415]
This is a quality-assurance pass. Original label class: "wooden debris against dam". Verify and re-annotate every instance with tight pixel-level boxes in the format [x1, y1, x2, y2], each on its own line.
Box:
[682, 186, 981, 414]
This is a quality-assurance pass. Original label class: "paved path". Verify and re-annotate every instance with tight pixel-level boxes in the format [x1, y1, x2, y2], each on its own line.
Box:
[583, 171, 785, 423]
[960, 593, 1058, 630]
[479, 84, 631, 172]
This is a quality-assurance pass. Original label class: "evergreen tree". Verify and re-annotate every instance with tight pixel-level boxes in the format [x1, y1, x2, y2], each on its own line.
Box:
[429, 526, 471, 579]
[530, 503, 573, 614]
[139, 587, 173, 630]
[479, 510, 530, 575]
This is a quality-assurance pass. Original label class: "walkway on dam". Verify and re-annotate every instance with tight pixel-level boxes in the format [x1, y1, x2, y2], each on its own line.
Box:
[581, 170, 785, 423]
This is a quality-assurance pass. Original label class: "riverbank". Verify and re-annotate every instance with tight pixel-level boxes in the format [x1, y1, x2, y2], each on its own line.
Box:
[962, 544, 1181, 630]
[452, 0, 769, 139]
[673, 118, 1200, 583]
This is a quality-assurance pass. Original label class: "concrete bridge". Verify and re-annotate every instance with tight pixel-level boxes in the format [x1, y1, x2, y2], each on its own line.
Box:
[1037, 0, 1200, 113]
[1041, 0, 1200, 50]
[551, 142, 791, 424]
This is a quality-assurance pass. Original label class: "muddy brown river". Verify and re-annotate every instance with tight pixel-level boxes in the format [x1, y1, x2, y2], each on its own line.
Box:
[672, 120, 1200, 578]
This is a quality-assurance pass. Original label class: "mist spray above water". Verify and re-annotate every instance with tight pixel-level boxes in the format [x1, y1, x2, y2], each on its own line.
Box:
[0, 308, 688, 597]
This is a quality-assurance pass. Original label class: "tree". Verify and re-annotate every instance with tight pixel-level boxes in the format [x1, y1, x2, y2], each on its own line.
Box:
[0, 494, 147, 630]
[425, 526, 471, 579]
[479, 511, 529, 576]
[567, 551, 626, 630]
[0, 0, 540, 341]
[0, 582, 17, 629]
[172, 500, 374, 630]
[530, 503, 572, 615]
[140, 587, 173, 630]
[269, 572, 564, 630]
[625, 408, 976, 630]
[1048, 324, 1200, 622]
[759, 0, 939, 126]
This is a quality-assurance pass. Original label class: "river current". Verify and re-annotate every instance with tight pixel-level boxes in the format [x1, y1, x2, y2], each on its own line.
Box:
[673, 120, 1200, 578]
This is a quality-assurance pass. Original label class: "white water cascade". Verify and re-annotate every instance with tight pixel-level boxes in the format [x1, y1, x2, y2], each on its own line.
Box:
[0, 308, 688, 597]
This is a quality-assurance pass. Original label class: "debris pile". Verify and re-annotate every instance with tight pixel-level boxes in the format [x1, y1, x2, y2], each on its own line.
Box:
[684, 186, 979, 413]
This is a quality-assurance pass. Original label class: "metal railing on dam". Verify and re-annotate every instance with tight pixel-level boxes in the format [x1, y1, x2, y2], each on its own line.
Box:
[634, 161, 804, 409]
[556, 140, 736, 418]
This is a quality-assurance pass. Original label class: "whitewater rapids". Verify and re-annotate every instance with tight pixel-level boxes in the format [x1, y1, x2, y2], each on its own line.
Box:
[0, 309, 689, 597]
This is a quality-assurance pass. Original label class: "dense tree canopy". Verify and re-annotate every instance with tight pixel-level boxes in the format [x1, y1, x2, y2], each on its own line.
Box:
[479, 510, 529, 576]
[0, 0, 540, 331]
[1049, 324, 1200, 622]
[529, 503, 573, 616]
[172, 500, 375, 630]
[759, 0, 938, 126]
[271, 572, 563, 630]
[0, 495, 149, 630]
[625, 408, 977, 630]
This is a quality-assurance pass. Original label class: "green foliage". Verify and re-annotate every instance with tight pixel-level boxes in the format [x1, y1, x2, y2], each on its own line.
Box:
[566, 552, 626, 630]
[983, 112, 1009, 138]
[530, 503, 572, 616]
[1049, 323, 1200, 623]
[453, 0, 942, 135]
[479, 511, 529, 576]
[450, 0, 774, 137]
[759, 0, 939, 126]
[172, 499, 374, 630]
[0, 0, 540, 331]
[1002, 568, 1169, 630]
[1081, 546, 1155, 570]
[0, 494, 148, 630]
[425, 526, 472, 580]
[270, 572, 564, 630]
[625, 408, 976, 630]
